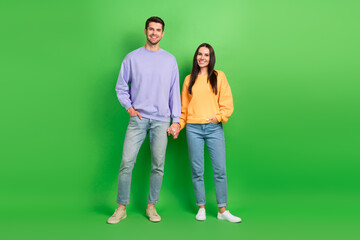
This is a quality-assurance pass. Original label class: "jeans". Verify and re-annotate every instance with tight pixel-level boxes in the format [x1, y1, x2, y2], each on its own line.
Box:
[186, 123, 227, 207]
[117, 117, 169, 205]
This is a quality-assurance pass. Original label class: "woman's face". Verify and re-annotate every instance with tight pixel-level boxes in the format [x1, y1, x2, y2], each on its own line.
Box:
[197, 47, 210, 69]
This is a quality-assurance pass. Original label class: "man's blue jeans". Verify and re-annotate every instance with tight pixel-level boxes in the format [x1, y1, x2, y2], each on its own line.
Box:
[186, 123, 228, 207]
[117, 117, 169, 205]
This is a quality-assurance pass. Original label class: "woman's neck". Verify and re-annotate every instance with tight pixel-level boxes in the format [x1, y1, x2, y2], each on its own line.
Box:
[199, 67, 208, 75]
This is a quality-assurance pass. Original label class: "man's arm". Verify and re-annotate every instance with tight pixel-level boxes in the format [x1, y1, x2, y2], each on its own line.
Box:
[168, 61, 181, 138]
[115, 57, 132, 110]
[115, 57, 142, 119]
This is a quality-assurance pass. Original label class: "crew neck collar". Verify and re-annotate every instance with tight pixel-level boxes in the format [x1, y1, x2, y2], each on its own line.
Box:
[143, 46, 163, 53]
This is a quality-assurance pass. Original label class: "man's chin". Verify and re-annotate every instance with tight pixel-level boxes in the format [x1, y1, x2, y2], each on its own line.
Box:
[147, 39, 161, 46]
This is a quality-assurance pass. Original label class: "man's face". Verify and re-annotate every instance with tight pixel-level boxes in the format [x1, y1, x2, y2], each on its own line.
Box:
[144, 22, 164, 46]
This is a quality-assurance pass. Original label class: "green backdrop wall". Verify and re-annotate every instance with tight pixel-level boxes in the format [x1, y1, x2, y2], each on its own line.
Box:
[1, 0, 359, 239]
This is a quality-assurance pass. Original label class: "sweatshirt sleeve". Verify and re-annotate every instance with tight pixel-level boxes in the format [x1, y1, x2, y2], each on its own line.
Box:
[169, 61, 181, 123]
[115, 56, 132, 110]
[179, 76, 191, 129]
[215, 72, 234, 123]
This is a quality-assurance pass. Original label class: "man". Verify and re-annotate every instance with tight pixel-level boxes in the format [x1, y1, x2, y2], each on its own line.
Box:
[107, 16, 181, 224]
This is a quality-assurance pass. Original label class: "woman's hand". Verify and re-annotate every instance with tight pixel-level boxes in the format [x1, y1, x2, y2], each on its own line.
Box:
[167, 123, 180, 139]
[206, 116, 219, 124]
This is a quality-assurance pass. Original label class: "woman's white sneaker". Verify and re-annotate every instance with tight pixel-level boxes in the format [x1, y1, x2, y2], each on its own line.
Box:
[217, 210, 241, 223]
[196, 208, 206, 221]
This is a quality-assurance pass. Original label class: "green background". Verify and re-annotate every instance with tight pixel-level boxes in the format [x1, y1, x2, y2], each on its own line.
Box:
[1, 0, 359, 239]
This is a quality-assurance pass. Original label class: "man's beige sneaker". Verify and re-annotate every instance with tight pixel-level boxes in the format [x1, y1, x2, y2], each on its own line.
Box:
[146, 206, 161, 222]
[107, 207, 127, 224]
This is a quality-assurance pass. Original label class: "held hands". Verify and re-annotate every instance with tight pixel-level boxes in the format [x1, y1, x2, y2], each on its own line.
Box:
[167, 123, 180, 139]
[206, 116, 219, 124]
[127, 107, 142, 120]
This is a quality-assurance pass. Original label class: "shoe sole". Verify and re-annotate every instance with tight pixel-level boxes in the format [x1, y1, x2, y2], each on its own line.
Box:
[146, 214, 161, 222]
[217, 216, 241, 223]
[149, 219, 161, 223]
[147, 215, 161, 223]
[107, 215, 127, 224]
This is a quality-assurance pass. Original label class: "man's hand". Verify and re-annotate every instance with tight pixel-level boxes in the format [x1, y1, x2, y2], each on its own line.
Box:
[167, 123, 180, 139]
[127, 107, 142, 120]
[206, 116, 219, 124]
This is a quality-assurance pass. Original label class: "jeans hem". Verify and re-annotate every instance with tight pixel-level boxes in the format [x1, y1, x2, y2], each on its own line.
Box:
[148, 201, 159, 204]
[117, 201, 129, 205]
[196, 202, 206, 206]
[217, 203, 227, 207]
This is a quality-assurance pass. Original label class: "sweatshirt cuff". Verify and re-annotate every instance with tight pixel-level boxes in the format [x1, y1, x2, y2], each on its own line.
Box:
[179, 122, 186, 130]
[123, 102, 132, 111]
[172, 117, 180, 123]
[215, 114, 222, 123]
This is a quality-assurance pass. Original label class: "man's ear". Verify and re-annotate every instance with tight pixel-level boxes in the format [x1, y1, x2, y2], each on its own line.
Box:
[144, 28, 147, 35]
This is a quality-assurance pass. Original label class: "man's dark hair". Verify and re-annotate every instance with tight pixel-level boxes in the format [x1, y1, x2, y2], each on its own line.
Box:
[145, 16, 165, 30]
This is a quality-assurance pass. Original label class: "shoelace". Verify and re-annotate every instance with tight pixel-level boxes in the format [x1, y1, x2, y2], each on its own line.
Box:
[113, 209, 123, 217]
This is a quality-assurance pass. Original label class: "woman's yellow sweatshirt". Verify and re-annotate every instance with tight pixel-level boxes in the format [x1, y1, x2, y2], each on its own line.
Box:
[179, 70, 234, 129]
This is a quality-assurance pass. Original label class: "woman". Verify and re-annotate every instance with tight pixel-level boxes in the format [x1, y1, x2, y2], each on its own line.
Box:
[170, 43, 241, 222]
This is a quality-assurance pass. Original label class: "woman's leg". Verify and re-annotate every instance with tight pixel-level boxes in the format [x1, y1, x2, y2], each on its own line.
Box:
[205, 123, 228, 208]
[205, 123, 242, 222]
[186, 124, 206, 207]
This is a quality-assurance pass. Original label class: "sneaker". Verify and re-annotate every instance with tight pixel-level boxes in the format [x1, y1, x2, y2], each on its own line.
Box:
[107, 207, 127, 224]
[146, 206, 161, 222]
[196, 208, 206, 221]
[217, 210, 241, 223]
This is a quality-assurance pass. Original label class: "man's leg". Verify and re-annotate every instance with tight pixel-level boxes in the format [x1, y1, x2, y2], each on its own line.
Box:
[117, 117, 149, 205]
[145, 119, 169, 222]
[147, 119, 170, 205]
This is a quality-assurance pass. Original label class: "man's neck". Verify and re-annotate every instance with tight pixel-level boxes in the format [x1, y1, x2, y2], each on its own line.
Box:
[144, 42, 161, 51]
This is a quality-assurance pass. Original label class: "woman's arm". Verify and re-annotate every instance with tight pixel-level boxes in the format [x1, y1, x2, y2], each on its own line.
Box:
[179, 75, 191, 129]
[215, 72, 234, 123]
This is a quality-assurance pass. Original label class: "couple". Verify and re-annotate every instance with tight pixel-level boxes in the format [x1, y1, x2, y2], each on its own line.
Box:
[107, 16, 241, 224]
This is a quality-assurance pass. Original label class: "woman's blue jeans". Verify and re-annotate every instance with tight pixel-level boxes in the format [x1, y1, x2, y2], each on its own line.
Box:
[186, 123, 228, 207]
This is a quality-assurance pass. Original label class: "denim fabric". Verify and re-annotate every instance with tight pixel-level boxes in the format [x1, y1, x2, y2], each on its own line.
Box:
[186, 123, 228, 207]
[117, 117, 169, 205]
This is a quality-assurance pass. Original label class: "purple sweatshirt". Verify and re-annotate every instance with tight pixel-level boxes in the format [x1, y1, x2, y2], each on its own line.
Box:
[115, 47, 180, 122]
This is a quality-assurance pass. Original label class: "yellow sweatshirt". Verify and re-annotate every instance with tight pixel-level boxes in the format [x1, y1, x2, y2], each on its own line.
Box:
[179, 70, 234, 129]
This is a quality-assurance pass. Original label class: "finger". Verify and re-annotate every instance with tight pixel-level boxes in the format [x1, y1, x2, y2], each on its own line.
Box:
[137, 112, 142, 120]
